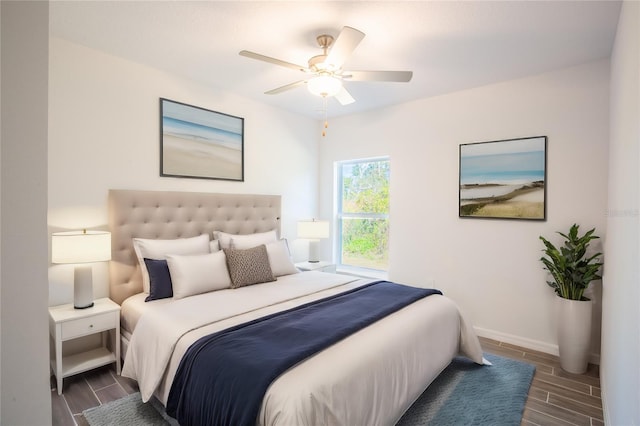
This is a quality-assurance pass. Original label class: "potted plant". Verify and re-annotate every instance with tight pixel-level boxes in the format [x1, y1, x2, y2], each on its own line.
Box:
[539, 224, 603, 374]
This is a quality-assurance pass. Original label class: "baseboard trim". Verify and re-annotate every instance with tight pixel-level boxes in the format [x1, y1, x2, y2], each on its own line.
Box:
[474, 326, 600, 365]
[600, 370, 611, 426]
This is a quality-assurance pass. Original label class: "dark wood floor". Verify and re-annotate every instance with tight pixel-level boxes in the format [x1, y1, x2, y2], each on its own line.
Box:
[51, 365, 139, 426]
[51, 338, 603, 426]
[479, 337, 603, 426]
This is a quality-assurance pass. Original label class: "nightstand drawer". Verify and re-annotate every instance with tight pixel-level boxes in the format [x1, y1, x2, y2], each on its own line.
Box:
[61, 312, 116, 340]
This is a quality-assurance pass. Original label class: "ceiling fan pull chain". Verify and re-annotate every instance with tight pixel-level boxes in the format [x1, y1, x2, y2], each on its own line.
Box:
[322, 97, 328, 137]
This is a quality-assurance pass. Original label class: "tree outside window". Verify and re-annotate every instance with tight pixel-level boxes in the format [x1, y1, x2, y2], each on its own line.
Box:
[337, 158, 389, 271]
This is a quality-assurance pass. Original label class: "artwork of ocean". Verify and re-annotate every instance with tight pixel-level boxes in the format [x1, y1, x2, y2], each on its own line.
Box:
[161, 100, 243, 180]
[460, 144, 545, 202]
[461, 150, 544, 184]
[163, 117, 242, 151]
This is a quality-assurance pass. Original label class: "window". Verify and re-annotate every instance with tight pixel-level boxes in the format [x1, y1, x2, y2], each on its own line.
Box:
[336, 157, 390, 272]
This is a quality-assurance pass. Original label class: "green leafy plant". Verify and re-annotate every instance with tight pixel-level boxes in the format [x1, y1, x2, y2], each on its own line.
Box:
[539, 224, 603, 301]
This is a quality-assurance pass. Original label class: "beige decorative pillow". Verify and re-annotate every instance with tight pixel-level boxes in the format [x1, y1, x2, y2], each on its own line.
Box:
[224, 245, 276, 288]
[265, 239, 299, 277]
[166, 251, 231, 299]
[214, 230, 277, 250]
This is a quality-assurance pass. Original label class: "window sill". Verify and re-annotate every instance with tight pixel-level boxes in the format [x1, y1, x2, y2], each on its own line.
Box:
[336, 265, 388, 280]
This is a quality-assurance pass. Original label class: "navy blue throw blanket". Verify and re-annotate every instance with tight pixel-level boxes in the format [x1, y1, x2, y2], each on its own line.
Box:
[166, 281, 441, 426]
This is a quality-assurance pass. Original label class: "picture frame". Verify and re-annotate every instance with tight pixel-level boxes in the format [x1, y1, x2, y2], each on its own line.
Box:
[160, 98, 244, 181]
[459, 136, 547, 220]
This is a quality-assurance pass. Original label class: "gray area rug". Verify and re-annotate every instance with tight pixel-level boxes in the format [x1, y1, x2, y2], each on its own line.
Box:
[83, 392, 169, 426]
[84, 353, 534, 426]
[396, 353, 535, 426]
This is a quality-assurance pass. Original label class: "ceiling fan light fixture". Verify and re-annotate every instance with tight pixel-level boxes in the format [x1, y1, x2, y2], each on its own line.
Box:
[307, 75, 342, 97]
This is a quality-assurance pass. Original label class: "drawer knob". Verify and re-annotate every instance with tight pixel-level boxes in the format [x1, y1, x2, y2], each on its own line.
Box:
[89, 324, 93, 328]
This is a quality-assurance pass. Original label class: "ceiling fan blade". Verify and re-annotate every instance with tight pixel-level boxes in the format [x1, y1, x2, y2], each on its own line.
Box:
[334, 86, 355, 105]
[264, 80, 306, 95]
[343, 70, 413, 82]
[239, 50, 308, 73]
[325, 26, 365, 69]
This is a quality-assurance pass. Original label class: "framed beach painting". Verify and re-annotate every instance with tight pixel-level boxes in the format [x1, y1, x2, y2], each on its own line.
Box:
[459, 136, 547, 220]
[160, 98, 244, 181]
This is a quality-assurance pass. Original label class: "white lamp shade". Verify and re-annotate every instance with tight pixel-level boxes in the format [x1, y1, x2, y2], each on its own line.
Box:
[297, 220, 330, 240]
[51, 230, 111, 264]
[307, 75, 342, 97]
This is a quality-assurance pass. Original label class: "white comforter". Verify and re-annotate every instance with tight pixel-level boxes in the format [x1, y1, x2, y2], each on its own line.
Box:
[122, 273, 484, 425]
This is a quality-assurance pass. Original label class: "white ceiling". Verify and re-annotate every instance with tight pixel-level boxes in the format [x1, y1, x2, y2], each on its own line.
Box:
[49, 1, 622, 119]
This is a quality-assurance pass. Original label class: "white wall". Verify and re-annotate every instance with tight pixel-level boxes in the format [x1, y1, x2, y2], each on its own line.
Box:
[1, 1, 52, 424]
[48, 38, 319, 306]
[320, 60, 609, 357]
[0, 2, 3, 418]
[602, 1, 639, 424]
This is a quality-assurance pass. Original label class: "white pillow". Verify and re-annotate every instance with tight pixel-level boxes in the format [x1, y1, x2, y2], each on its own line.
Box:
[209, 239, 220, 253]
[214, 230, 278, 250]
[265, 239, 299, 277]
[166, 251, 232, 299]
[133, 234, 210, 293]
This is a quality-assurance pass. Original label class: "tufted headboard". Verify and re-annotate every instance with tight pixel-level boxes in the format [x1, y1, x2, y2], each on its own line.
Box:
[108, 189, 281, 304]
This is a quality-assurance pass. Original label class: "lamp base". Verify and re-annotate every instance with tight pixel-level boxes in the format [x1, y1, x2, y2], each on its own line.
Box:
[74, 302, 94, 310]
[308, 239, 321, 263]
[74, 265, 94, 310]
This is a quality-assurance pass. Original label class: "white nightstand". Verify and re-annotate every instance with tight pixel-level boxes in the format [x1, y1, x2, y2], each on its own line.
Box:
[295, 261, 337, 273]
[49, 297, 121, 395]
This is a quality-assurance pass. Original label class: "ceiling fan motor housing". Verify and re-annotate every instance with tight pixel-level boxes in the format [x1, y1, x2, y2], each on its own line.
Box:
[311, 34, 336, 72]
[309, 55, 334, 72]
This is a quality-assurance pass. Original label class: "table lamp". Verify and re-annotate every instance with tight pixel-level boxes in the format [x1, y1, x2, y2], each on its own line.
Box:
[51, 230, 111, 309]
[297, 219, 330, 263]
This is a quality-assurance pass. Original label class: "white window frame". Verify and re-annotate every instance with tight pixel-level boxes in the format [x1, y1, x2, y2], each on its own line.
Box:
[335, 156, 390, 278]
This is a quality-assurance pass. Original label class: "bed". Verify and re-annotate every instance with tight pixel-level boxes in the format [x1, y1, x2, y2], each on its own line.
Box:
[109, 189, 484, 426]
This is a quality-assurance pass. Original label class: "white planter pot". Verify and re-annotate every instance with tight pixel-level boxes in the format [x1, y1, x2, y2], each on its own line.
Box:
[557, 296, 592, 374]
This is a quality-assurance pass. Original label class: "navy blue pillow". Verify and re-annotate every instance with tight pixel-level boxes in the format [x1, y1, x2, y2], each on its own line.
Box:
[144, 258, 173, 302]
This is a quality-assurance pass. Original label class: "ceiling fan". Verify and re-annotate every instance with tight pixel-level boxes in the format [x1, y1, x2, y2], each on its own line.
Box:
[239, 26, 413, 106]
